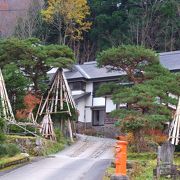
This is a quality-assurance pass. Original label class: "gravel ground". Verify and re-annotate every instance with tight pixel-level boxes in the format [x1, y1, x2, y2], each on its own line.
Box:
[0, 134, 116, 180]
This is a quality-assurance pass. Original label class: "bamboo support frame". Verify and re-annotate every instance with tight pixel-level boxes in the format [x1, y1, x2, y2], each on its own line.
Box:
[169, 98, 180, 145]
[36, 68, 76, 142]
[0, 68, 38, 137]
[0, 69, 15, 122]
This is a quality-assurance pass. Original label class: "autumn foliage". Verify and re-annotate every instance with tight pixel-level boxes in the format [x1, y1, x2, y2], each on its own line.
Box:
[16, 93, 40, 120]
[42, 0, 91, 43]
[146, 129, 168, 145]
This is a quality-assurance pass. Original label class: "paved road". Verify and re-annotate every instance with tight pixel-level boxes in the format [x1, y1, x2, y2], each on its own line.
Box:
[0, 135, 116, 180]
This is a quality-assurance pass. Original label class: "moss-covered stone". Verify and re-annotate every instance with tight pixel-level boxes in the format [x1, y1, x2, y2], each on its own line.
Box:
[6, 135, 67, 156]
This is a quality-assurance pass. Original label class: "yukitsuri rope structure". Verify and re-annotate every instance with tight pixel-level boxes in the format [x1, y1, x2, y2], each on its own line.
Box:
[36, 68, 76, 141]
[39, 113, 56, 141]
[0, 68, 38, 137]
[169, 98, 180, 145]
[0, 69, 15, 123]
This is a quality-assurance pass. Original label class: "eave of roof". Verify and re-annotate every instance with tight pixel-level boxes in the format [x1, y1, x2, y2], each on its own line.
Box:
[47, 50, 180, 81]
[73, 92, 91, 102]
[159, 50, 180, 71]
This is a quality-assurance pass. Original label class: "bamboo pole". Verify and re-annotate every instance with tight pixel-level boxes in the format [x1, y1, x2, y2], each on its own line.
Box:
[62, 72, 76, 108]
[60, 74, 63, 110]
[175, 116, 180, 145]
[1, 70, 15, 120]
[55, 72, 60, 112]
[67, 119, 74, 142]
[35, 96, 43, 122]
[0, 69, 15, 121]
[39, 78, 57, 115]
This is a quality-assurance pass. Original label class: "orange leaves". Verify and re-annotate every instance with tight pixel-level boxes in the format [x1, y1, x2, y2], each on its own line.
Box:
[24, 93, 40, 111]
[16, 93, 40, 119]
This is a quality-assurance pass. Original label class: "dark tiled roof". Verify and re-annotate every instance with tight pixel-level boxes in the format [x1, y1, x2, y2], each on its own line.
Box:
[159, 51, 180, 71]
[47, 50, 180, 80]
[73, 92, 91, 102]
[65, 68, 84, 80]
[75, 62, 126, 79]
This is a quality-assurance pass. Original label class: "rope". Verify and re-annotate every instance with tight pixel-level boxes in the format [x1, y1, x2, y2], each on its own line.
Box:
[4, 118, 40, 137]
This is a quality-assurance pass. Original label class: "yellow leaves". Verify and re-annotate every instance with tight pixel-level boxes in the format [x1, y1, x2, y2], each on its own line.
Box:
[42, 0, 92, 41]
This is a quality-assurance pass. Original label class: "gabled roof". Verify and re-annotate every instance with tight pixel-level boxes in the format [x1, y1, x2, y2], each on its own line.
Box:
[47, 50, 180, 81]
[48, 62, 125, 81]
[159, 51, 180, 72]
[74, 61, 125, 79]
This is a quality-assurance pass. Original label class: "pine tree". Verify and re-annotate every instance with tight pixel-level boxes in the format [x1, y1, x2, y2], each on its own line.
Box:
[0, 38, 75, 92]
[97, 45, 180, 152]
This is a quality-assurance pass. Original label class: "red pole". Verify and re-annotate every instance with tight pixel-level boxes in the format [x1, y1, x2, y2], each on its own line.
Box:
[115, 140, 128, 176]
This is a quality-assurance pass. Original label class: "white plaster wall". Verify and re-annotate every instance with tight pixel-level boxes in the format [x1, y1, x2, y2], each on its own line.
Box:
[85, 108, 92, 123]
[83, 82, 93, 123]
[72, 90, 84, 95]
[77, 100, 85, 122]
[106, 98, 116, 113]
[93, 97, 105, 106]
[85, 82, 93, 106]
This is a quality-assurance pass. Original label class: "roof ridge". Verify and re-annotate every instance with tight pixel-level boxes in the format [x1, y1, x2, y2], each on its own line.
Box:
[75, 65, 91, 79]
[159, 50, 180, 56]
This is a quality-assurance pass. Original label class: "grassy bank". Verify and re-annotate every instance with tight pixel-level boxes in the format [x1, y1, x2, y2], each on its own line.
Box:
[0, 154, 29, 170]
[104, 153, 180, 180]
[6, 134, 69, 156]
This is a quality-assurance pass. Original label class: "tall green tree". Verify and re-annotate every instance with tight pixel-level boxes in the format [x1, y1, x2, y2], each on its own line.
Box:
[0, 38, 75, 92]
[97, 45, 180, 152]
[78, 0, 180, 63]
[2, 64, 30, 112]
[97, 45, 159, 84]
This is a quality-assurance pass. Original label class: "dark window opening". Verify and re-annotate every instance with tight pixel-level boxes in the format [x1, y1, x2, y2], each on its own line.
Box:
[69, 81, 86, 91]
[92, 109, 105, 126]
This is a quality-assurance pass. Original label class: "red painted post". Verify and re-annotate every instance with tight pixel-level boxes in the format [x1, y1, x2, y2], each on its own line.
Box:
[115, 140, 128, 176]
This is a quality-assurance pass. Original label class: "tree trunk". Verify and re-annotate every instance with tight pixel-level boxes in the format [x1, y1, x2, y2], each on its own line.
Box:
[133, 129, 147, 152]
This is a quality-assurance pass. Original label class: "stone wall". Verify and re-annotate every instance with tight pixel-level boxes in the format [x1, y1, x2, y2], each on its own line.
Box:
[76, 122, 121, 138]
[7, 135, 56, 156]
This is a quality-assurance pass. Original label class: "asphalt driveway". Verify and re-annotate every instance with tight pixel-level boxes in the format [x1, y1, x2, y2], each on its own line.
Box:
[0, 135, 115, 180]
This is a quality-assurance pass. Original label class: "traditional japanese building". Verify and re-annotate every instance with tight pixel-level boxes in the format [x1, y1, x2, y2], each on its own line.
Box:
[48, 51, 180, 135]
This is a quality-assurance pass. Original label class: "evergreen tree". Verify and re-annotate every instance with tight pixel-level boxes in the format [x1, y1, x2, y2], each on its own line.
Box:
[0, 38, 75, 92]
[77, 0, 180, 62]
[97, 45, 180, 152]
[2, 64, 30, 113]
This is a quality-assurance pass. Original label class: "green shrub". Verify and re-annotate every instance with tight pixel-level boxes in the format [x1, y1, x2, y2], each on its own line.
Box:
[5, 143, 20, 157]
[0, 118, 6, 143]
[0, 144, 7, 157]
[0, 133, 6, 142]
[8, 124, 36, 135]
[43, 141, 65, 155]
[128, 152, 157, 160]
[175, 144, 180, 152]
[54, 128, 66, 144]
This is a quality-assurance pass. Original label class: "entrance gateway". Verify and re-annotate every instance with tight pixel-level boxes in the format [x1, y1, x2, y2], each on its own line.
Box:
[92, 107, 105, 126]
